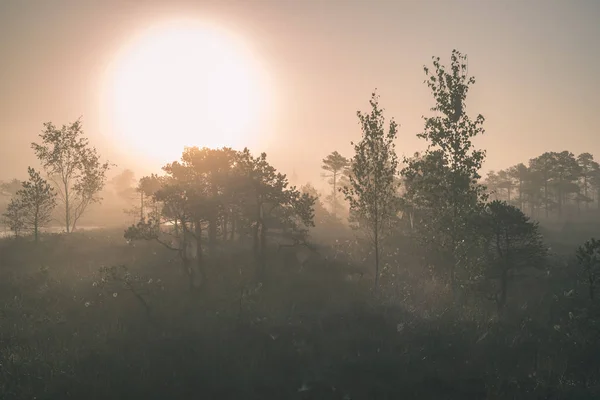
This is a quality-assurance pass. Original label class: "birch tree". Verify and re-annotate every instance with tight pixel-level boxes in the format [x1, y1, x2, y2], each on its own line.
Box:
[31, 119, 111, 233]
[341, 91, 400, 289]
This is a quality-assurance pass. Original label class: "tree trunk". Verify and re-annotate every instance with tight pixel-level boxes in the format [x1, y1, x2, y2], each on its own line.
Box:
[544, 180, 548, 218]
[260, 222, 267, 277]
[195, 220, 206, 288]
[332, 172, 338, 217]
[64, 181, 70, 233]
[222, 211, 228, 241]
[208, 214, 217, 257]
[374, 227, 379, 290]
[584, 175, 588, 210]
[253, 202, 261, 262]
[140, 191, 144, 221]
[518, 179, 523, 210]
[498, 268, 508, 312]
[230, 216, 236, 242]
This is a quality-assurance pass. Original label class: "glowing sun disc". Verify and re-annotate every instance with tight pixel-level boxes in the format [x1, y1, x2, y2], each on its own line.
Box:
[102, 19, 271, 165]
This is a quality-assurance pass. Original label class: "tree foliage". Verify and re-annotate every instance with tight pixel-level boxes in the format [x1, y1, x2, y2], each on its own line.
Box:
[31, 119, 111, 232]
[478, 200, 547, 310]
[321, 151, 349, 217]
[576, 238, 600, 300]
[125, 146, 316, 285]
[0, 179, 22, 197]
[1, 168, 57, 241]
[342, 91, 400, 288]
[401, 49, 487, 291]
[19, 167, 57, 242]
[1, 198, 27, 238]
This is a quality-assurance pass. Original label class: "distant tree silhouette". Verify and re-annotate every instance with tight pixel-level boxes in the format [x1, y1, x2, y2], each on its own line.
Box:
[1, 198, 26, 238]
[508, 163, 528, 210]
[0, 179, 22, 197]
[137, 174, 163, 222]
[31, 119, 111, 233]
[2, 168, 56, 241]
[479, 200, 546, 312]
[576, 238, 600, 300]
[483, 170, 501, 201]
[577, 153, 599, 211]
[19, 167, 57, 242]
[321, 151, 349, 218]
[111, 169, 137, 201]
[342, 91, 400, 289]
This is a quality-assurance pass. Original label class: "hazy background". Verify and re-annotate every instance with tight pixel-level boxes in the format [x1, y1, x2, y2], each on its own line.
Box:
[1, 0, 599, 190]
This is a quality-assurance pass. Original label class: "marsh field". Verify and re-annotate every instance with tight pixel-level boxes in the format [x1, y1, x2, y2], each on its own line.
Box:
[0, 217, 599, 400]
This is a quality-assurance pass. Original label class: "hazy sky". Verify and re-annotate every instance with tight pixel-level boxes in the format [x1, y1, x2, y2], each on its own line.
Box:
[1, 0, 599, 192]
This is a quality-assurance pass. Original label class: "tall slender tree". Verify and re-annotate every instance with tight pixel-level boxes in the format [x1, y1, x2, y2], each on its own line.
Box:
[342, 91, 400, 289]
[401, 50, 487, 293]
[508, 163, 528, 210]
[577, 153, 599, 210]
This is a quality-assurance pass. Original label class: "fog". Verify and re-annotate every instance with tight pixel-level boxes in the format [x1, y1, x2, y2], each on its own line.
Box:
[1, 1, 600, 399]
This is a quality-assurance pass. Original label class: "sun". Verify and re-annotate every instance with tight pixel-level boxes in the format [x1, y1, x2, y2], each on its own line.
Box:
[102, 19, 271, 165]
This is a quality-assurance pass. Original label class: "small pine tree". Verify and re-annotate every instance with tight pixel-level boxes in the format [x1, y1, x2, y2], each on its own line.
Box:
[2, 198, 27, 238]
[321, 151, 349, 217]
[19, 167, 57, 242]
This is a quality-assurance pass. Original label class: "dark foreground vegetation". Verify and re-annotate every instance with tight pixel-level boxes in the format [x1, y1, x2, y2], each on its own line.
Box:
[2, 49, 600, 399]
[0, 227, 599, 400]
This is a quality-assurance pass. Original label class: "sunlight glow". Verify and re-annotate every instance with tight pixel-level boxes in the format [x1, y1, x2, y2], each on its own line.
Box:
[103, 19, 271, 165]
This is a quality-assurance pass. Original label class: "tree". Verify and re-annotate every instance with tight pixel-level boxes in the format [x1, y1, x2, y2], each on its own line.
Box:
[577, 153, 599, 210]
[321, 151, 349, 217]
[1, 198, 26, 238]
[576, 238, 600, 301]
[236, 148, 316, 277]
[0, 179, 22, 197]
[401, 49, 487, 292]
[591, 168, 600, 210]
[484, 171, 501, 200]
[18, 167, 57, 242]
[529, 153, 555, 218]
[496, 169, 514, 203]
[111, 169, 137, 201]
[529, 151, 581, 218]
[551, 151, 580, 217]
[507, 163, 528, 210]
[341, 91, 400, 289]
[479, 200, 547, 312]
[137, 174, 163, 222]
[300, 182, 341, 232]
[31, 119, 111, 233]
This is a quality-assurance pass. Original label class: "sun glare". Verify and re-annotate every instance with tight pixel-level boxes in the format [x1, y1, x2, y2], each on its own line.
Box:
[103, 19, 271, 165]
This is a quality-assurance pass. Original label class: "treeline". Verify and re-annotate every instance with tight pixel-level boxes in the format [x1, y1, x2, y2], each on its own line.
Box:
[120, 50, 565, 314]
[484, 152, 600, 218]
[3, 49, 600, 315]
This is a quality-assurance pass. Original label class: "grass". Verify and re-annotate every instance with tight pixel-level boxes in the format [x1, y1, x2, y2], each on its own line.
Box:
[0, 228, 599, 399]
